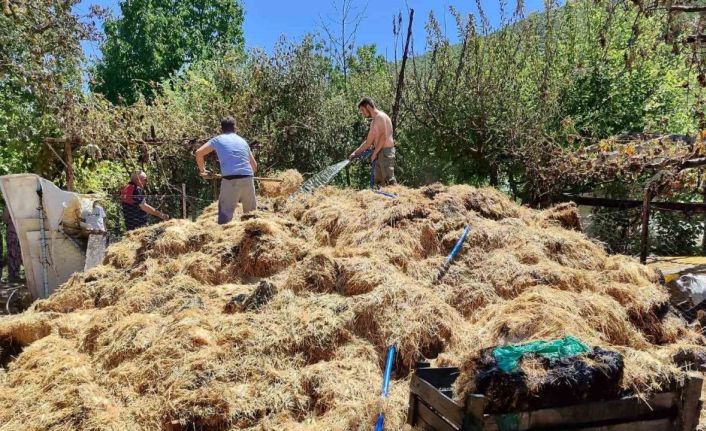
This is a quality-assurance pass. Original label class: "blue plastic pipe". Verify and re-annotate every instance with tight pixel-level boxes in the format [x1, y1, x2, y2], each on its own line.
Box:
[373, 190, 397, 199]
[381, 345, 395, 397]
[374, 345, 396, 431]
[446, 225, 470, 264]
[436, 225, 471, 283]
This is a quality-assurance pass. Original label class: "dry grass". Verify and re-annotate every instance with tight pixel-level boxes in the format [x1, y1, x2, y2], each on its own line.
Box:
[259, 170, 304, 198]
[0, 180, 702, 430]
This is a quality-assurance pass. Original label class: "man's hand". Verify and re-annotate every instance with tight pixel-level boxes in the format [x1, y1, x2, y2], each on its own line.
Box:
[348, 151, 357, 161]
[199, 170, 211, 178]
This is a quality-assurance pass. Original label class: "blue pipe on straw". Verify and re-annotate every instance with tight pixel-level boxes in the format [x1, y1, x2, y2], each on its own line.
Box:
[435, 225, 471, 283]
[373, 190, 397, 199]
[374, 345, 396, 431]
[381, 345, 395, 397]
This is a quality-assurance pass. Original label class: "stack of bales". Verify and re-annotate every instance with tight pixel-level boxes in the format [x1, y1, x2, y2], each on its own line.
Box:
[0, 182, 702, 430]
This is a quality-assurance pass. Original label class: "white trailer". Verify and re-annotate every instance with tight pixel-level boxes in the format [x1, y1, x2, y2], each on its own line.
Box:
[0, 174, 106, 300]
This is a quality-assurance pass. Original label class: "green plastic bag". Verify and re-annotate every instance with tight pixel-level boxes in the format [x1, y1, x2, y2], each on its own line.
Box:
[492, 336, 590, 373]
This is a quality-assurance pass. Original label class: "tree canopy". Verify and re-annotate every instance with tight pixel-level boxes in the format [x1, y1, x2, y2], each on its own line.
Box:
[93, 0, 245, 104]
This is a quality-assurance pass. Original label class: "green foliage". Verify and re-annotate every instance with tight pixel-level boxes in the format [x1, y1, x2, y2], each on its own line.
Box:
[0, 0, 98, 176]
[94, 0, 245, 104]
[5, 0, 706, 256]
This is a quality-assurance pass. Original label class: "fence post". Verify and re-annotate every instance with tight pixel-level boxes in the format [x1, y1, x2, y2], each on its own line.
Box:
[702, 185, 706, 254]
[181, 184, 187, 219]
[639, 188, 652, 264]
[65, 141, 74, 192]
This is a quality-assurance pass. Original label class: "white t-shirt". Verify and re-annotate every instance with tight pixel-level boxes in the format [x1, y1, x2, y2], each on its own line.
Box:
[82, 206, 106, 231]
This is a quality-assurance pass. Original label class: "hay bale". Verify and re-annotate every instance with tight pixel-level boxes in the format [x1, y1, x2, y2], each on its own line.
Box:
[0, 183, 702, 430]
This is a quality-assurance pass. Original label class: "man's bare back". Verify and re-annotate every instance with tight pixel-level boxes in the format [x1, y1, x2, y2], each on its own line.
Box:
[350, 97, 398, 185]
[370, 110, 395, 150]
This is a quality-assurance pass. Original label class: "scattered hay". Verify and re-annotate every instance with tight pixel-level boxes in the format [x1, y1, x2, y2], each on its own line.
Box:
[0, 178, 702, 430]
[537, 202, 583, 231]
[259, 170, 304, 198]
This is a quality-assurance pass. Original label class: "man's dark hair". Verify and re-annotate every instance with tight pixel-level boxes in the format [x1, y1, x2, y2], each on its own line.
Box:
[221, 116, 236, 133]
[357, 97, 376, 109]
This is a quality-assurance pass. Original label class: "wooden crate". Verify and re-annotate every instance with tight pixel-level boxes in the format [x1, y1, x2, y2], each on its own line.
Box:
[407, 367, 704, 431]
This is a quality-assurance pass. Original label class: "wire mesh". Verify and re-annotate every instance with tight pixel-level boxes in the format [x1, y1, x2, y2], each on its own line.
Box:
[101, 193, 215, 242]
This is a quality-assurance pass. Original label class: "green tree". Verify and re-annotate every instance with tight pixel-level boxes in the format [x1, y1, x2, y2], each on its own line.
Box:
[0, 0, 100, 176]
[94, 0, 245, 104]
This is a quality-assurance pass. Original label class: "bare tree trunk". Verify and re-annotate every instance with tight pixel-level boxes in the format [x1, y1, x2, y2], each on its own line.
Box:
[489, 163, 499, 187]
[391, 8, 414, 132]
[64, 141, 74, 191]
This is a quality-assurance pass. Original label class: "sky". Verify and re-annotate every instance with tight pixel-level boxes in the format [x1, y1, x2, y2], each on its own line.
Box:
[75, 0, 547, 61]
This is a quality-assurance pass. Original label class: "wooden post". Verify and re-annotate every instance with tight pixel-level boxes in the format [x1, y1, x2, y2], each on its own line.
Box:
[391, 8, 414, 132]
[640, 188, 653, 264]
[677, 372, 704, 431]
[701, 185, 706, 254]
[181, 184, 187, 219]
[64, 141, 74, 191]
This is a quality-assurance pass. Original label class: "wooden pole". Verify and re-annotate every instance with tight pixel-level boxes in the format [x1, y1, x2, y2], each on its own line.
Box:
[181, 183, 187, 219]
[639, 188, 653, 264]
[391, 8, 414, 132]
[702, 185, 706, 255]
[64, 141, 74, 191]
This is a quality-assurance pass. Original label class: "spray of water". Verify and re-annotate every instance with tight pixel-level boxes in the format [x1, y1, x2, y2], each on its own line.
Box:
[296, 159, 351, 195]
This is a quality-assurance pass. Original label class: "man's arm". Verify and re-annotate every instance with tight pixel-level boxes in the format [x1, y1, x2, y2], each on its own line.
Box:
[139, 202, 169, 221]
[195, 141, 215, 177]
[249, 151, 257, 173]
[349, 120, 378, 160]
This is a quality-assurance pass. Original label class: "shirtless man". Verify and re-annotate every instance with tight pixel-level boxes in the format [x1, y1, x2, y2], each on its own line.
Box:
[348, 97, 397, 186]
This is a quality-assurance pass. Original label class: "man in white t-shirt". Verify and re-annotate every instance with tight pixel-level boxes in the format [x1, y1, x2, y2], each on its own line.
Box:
[81, 200, 107, 233]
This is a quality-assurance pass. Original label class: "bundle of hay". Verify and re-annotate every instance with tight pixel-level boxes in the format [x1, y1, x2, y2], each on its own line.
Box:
[0, 180, 702, 430]
[258, 169, 304, 198]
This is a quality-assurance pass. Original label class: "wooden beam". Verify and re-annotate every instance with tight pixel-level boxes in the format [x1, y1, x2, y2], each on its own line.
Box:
[670, 5, 706, 13]
[416, 401, 458, 431]
[409, 374, 464, 426]
[491, 392, 677, 430]
[43, 136, 207, 148]
[640, 189, 653, 264]
[685, 34, 706, 44]
[677, 372, 704, 431]
[561, 194, 706, 213]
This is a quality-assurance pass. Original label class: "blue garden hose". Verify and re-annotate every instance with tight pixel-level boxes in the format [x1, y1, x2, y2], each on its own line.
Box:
[435, 225, 471, 283]
[352, 149, 395, 198]
[373, 190, 397, 199]
[374, 345, 396, 431]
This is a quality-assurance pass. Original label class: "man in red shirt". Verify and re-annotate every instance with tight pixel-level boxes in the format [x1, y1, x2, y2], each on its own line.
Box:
[121, 170, 169, 230]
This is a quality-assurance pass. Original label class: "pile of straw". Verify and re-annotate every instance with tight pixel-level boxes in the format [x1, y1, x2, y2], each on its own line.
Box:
[0, 182, 703, 430]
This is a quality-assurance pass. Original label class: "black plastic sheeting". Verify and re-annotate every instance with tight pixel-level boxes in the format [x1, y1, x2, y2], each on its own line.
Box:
[474, 347, 624, 413]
